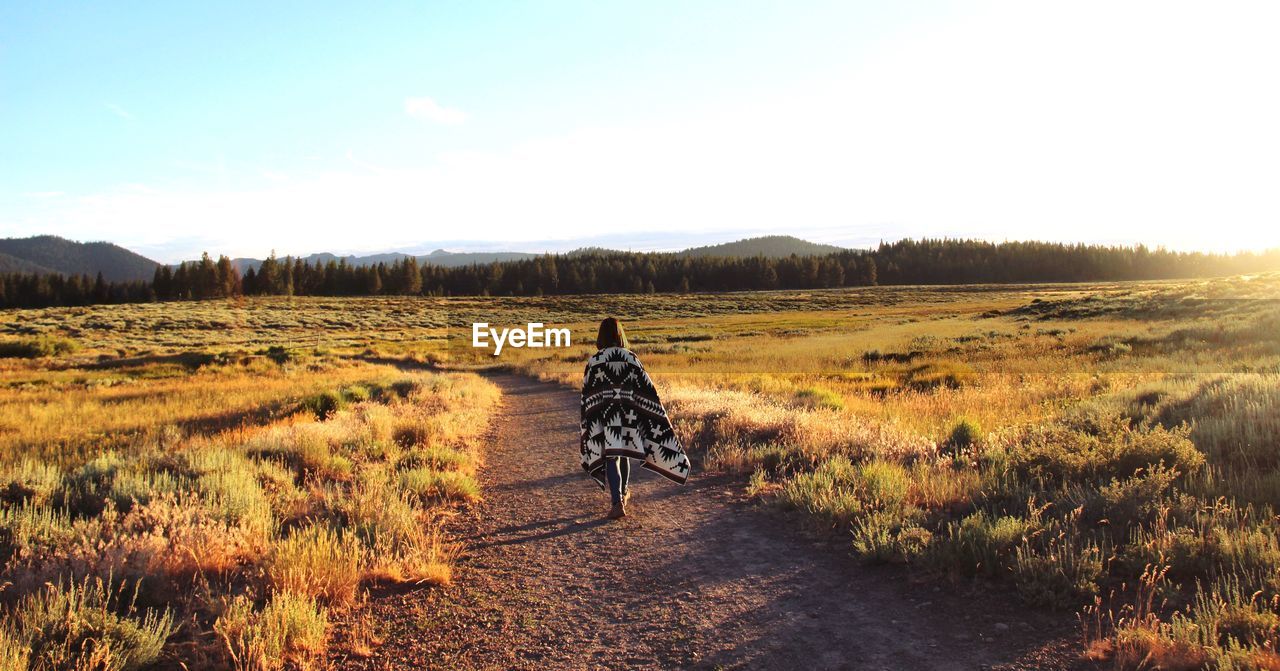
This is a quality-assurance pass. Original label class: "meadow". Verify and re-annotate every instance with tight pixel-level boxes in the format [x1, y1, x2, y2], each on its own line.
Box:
[0, 324, 500, 668]
[0, 274, 1277, 669]
[505, 274, 1280, 670]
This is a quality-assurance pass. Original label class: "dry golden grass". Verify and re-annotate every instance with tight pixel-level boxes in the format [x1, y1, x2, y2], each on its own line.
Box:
[505, 272, 1280, 666]
[0, 354, 425, 464]
[0, 346, 499, 668]
[2, 273, 1277, 667]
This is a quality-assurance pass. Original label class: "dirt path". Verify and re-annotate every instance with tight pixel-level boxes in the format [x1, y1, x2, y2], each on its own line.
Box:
[339, 373, 1091, 671]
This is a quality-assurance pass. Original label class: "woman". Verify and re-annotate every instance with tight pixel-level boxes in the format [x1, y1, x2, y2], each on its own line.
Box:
[580, 317, 690, 519]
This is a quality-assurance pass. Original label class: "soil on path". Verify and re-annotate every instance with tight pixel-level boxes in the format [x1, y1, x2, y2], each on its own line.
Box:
[338, 373, 1092, 671]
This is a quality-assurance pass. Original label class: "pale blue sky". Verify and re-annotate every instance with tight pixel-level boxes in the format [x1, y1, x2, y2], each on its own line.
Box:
[3, 1, 1278, 261]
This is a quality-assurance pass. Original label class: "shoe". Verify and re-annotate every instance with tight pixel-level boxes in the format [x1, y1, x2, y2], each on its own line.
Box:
[608, 502, 626, 519]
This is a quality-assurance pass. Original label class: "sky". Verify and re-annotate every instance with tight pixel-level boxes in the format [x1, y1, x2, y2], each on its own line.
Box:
[2, 1, 1278, 262]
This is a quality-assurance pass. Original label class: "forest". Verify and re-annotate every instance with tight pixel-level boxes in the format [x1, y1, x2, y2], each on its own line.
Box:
[2, 238, 1278, 308]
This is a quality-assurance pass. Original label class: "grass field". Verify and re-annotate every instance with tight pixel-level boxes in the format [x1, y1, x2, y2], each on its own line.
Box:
[1, 274, 1278, 668]
[506, 274, 1280, 669]
[0, 335, 500, 668]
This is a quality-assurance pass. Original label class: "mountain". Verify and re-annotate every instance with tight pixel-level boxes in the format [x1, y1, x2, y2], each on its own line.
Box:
[678, 235, 847, 258]
[562, 246, 620, 257]
[0, 235, 160, 282]
[187, 235, 849, 271]
[223, 249, 539, 273]
[419, 249, 538, 266]
[0, 251, 61, 275]
[224, 253, 409, 274]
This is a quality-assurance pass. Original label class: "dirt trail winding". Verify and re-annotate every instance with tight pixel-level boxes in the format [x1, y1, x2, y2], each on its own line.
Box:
[340, 373, 1090, 671]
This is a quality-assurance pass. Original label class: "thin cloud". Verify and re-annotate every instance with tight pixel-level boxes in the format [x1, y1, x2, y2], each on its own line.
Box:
[404, 97, 467, 124]
[105, 102, 135, 120]
[345, 150, 390, 174]
[23, 191, 64, 198]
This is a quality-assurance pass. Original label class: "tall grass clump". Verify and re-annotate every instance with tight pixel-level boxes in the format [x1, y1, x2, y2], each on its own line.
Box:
[925, 509, 1037, 578]
[1172, 374, 1280, 469]
[268, 524, 363, 606]
[399, 468, 480, 502]
[778, 456, 864, 525]
[215, 592, 328, 671]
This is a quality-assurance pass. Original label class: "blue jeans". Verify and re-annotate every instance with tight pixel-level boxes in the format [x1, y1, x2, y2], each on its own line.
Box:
[606, 456, 630, 505]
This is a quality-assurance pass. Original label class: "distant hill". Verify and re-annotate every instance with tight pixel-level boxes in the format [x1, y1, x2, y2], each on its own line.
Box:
[0, 235, 159, 282]
[0, 251, 61, 275]
[420, 249, 538, 267]
[195, 236, 847, 271]
[224, 248, 540, 273]
[678, 235, 847, 258]
[224, 253, 410, 274]
[562, 246, 620, 257]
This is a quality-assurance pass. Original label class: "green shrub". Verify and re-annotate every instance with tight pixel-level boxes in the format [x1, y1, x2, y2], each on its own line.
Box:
[794, 387, 844, 411]
[0, 335, 79, 359]
[856, 459, 910, 509]
[194, 458, 276, 535]
[1195, 465, 1280, 509]
[1087, 338, 1133, 358]
[0, 459, 63, 506]
[778, 456, 923, 527]
[945, 418, 982, 453]
[388, 380, 421, 399]
[1181, 374, 1280, 468]
[107, 468, 188, 512]
[341, 384, 371, 403]
[746, 468, 772, 497]
[62, 453, 128, 515]
[904, 361, 975, 389]
[1188, 575, 1280, 650]
[1125, 504, 1280, 592]
[263, 345, 297, 364]
[925, 510, 1035, 577]
[336, 471, 419, 547]
[1010, 413, 1203, 484]
[1, 577, 174, 671]
[396, 446, 471, 472]
[399, 468, 480, 502]
[852, 508, 931, 563]
[1094, 464, 1179, 529]
[743, 443, 803, 475]
[778, 457, 862, 524]
[0, 502, 77, 565]
[1013, 530, 1105, 608]
[299, 391, 345, 420]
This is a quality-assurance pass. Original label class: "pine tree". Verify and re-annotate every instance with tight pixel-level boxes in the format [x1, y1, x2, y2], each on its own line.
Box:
[216, 256, 239, 297]
[93, 272, 109, 303]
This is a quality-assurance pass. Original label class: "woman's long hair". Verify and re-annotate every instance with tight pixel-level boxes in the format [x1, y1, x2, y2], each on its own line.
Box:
[595, 317, 630, 350]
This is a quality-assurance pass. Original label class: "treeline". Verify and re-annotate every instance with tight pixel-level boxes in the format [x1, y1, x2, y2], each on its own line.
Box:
[868, 239, 1277, 284]
[0, 271, 151, 309]
[3, 240, 1278, 308]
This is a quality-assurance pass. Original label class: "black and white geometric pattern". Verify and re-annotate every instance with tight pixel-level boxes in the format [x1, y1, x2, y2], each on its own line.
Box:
[580, 346, 690, 487]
